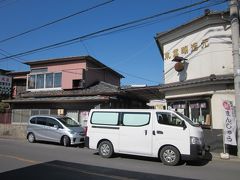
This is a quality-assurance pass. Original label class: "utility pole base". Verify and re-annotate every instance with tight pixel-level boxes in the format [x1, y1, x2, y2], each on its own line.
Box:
[220, 153, 230, 159]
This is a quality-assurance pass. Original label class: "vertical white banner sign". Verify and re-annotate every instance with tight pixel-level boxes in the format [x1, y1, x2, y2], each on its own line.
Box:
[222, 100, 237, 145]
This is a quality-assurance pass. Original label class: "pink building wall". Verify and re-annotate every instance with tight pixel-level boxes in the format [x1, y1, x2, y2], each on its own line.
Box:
[28, 57, 121, 89]
[85, 61, 120, 87]
[31, 61, 86, 89]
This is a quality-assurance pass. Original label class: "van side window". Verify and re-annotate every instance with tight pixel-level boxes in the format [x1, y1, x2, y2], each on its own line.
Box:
[91, 112, 119, 125]
[36, 117, 47, 125]
[122, 113, 150, 126]
[157, 112, 183, 127]
[30, 117, 37, 124]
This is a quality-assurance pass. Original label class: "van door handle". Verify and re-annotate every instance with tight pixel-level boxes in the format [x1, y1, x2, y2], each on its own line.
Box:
[157, 130, 163, 134]
[152, 131, 156, 135]
[145, 130, 147, 135]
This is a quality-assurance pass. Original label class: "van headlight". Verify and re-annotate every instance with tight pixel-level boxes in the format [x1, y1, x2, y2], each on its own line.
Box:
[190, 136, 202, 145]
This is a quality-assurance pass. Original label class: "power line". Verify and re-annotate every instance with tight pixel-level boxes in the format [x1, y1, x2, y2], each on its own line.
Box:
[0, 0, 114, 44]
[116, 69, 160, 84]
[0, 48, 24, 63]
[0, 0, 216, 61]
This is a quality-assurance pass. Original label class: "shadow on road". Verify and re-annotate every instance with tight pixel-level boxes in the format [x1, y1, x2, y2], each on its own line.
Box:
[0, 160, 197, 180]
[186, 152, 212, 166]
[30, 140, 84, 148]
[94, 151, 212, 167]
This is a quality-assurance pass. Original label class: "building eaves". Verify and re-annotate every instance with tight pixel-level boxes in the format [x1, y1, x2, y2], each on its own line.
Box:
[122, 85, 164, 101]
[155, 10, 229, 39]
[3, 95, 109, 103]
[20, 81, 120, 98]
[159, 74, 233, 91]
[6, 71, 30, 76]
[155, 10, 229, 58]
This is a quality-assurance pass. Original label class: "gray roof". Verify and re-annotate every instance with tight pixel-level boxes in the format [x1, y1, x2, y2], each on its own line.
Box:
[159, 74, 233, 91]
[3, 95, 109, 103]
[121, 74, 233, 101]
[21, 81, 120, 98]
[24, 55, 124, 78]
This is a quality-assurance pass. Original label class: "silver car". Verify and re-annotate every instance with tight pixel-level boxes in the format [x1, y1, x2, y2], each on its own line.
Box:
[27, 115, 85, 146]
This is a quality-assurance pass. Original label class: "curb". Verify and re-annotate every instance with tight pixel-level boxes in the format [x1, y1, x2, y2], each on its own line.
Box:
[211, 152, 240, 162]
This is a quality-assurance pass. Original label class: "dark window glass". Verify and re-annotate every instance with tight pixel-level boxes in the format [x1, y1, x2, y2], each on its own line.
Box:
[46, 118, 62, 128]
[57, 117, 79, 127]
[37, 117, 47, 125]
[157, 112, 183, 127]
[30, 117, 37, 124]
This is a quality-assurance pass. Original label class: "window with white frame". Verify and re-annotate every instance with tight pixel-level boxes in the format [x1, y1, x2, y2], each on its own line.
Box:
[27, 72, 62, 90]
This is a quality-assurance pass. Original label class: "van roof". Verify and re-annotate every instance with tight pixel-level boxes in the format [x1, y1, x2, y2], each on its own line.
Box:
[90, 109, 173, 113]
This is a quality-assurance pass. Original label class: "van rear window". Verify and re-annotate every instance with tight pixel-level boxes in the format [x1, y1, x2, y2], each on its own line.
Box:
[91, 112, 119, 125]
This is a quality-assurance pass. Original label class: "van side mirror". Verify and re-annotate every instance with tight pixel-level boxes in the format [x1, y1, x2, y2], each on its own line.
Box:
[182, 121, 187, 130]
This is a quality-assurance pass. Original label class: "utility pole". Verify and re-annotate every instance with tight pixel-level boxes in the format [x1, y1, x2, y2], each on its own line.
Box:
[230, 0, 240, 157]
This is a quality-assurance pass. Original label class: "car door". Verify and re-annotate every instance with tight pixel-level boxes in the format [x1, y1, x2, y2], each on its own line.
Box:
[45, 117, 63, 143]
[152, 111, 190, 155]
[35, 117, 49, 141]
[119, 112, 152, 156]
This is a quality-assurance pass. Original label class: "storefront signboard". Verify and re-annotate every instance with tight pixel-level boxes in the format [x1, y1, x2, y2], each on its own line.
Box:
[222, 100, 237, 146]
[0, 75, 12, 95]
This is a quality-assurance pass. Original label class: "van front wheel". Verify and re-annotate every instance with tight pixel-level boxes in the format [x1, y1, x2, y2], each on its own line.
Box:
[98, 141, 113, 158]
[160, 146, 180, 166]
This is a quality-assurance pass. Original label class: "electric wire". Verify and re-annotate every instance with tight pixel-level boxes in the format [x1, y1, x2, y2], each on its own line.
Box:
[0, 0, 114, 44]
[0, 0, 228, 84]
[0, 0, 215, 61]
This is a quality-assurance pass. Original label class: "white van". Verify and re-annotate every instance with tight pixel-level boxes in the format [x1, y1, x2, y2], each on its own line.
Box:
[85, 109, 208, 166]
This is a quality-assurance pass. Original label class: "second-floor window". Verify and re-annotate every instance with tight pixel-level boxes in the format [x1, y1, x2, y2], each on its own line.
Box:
[27, 72, 62, 90]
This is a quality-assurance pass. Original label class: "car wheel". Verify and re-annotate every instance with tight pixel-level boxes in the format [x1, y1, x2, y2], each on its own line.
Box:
[62, 136, 70, 147]
[27, 133, 35, 143]
[160, 146, 180, 166]
[98, 141, 114, 158]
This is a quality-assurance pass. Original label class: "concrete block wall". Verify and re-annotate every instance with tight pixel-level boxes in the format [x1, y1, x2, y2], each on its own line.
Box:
[0, 124, 27, 139]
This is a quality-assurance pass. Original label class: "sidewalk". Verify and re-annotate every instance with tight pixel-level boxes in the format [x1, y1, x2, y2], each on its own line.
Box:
[211, 152, 240, 162]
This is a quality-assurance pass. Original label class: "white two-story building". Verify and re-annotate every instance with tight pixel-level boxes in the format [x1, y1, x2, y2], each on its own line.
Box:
[155, 11, 235, 152]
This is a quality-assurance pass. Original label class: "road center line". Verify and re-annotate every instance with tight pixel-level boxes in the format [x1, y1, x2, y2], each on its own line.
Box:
[0, 154, 41, 164]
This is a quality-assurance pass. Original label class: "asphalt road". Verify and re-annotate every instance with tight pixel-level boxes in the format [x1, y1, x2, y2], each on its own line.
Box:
[0, 138, 240, 180]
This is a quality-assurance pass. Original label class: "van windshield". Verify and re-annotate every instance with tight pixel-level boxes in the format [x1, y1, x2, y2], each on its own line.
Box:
[57, 117, 79, 127]
[175, 112, 200, 127]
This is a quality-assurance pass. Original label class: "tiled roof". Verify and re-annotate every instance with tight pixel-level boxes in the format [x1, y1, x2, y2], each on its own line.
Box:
[21, 81, 120, 98]
[121, 74, 233, 101]
[159, 74, 233, 90]
[3, 95, 109, 103]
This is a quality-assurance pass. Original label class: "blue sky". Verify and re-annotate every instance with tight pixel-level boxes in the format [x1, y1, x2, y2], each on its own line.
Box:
[0, 0, 228, 86]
